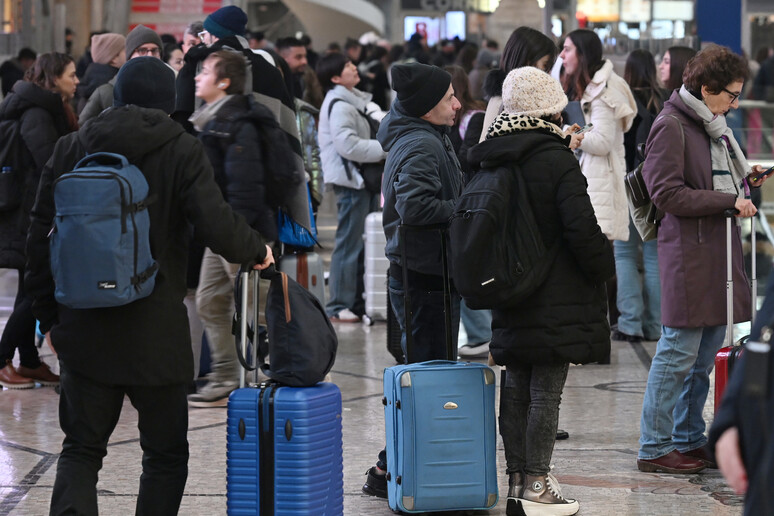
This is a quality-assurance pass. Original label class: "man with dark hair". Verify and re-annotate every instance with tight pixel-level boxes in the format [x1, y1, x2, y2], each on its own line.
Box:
[0, 48, 36, 97]
[25, 56, 274, 516]
[182, 21, 203, 54]
[362, 62, 463, 498]
[276, 36, 308, 99]
[173, 5, 312, 236]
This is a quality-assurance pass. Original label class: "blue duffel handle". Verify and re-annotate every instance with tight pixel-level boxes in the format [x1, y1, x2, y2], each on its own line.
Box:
[414, 360, 460, 367]
[73, 152, 129, 170]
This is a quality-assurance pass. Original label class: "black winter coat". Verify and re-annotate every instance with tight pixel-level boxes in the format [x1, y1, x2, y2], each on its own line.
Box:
[468, 129, 614, 366]
[25, 106, 268, 386]
[76, 62, 119, 112]
[0, 81, 72, 270]
[199, 95, 295, 242]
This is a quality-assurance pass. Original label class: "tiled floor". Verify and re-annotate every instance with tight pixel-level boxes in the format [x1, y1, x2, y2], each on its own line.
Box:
[0, 194, 746, 515]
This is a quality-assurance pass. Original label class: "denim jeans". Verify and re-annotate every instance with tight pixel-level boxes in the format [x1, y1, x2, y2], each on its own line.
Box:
[326, 185, 378, 317]
[614, 218, 661, 339]
[460, 299, 492, 345]
[388, 274, 460, 363]
[0, 269, 40, 368]
[499, 363, 569, 475]
[638, 324, 726, 459]
[50, 365, 189, 516]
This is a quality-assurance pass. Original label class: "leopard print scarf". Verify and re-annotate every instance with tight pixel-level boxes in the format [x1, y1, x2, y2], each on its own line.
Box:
[486, 112, 566, 141]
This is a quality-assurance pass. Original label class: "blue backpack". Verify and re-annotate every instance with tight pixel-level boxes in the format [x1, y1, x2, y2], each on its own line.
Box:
[50, 152, 158, 308]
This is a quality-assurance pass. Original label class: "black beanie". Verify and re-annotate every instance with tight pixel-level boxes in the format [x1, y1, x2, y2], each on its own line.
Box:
[391, 63, 451, 117]
[113, 57, 176, 114]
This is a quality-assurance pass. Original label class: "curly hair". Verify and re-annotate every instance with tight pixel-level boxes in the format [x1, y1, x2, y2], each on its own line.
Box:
[682, 44, 749, 95]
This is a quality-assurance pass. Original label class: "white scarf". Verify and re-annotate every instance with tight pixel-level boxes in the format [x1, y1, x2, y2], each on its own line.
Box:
[678, 85, 750, 200]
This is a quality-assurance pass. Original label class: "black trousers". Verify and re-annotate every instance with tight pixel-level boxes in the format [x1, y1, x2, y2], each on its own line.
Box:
[50, 365, 189, 516]
[0, 269, 40, 368]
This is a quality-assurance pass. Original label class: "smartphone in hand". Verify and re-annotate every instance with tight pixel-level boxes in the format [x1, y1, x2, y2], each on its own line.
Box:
[751, 165, 774, 182]
[575, 123, 593, 134]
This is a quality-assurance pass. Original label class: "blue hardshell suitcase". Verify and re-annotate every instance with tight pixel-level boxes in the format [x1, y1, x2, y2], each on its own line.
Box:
[383, 361, 498, 513]
[383, 225, 498, 513]
[226, 382, 343, 516]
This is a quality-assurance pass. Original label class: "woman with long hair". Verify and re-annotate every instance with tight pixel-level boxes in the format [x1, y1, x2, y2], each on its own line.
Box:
[659, 45, 697, 92]
[559, 29, 636, 236]
[317, 52, 385, 323]
[614, 49, 670, 344]
[0, 52, 79, 389]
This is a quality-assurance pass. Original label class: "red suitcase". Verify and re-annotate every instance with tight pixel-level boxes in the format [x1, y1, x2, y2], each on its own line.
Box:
[714, 211, 756, 411]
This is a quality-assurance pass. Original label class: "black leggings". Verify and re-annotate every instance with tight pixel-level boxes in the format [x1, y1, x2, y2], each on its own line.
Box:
[0, 269, 39, 368]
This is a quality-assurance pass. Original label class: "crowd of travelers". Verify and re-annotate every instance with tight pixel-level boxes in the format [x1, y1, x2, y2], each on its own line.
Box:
[0, 5, 772, 515]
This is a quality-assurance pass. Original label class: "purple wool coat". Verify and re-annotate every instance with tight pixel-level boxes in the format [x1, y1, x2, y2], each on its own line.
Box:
[643, 91, 752, 328]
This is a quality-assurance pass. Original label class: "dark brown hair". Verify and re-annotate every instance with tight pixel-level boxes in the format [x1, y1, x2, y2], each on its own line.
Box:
[500, 26, 557, 74]
[444, 65, 485, 130]
[561, 29, 604, 101]
[625, 49, 663, 113]
[205, 50, 246, 95]
[664, 46, 697, 91]
[25, 52, 74, 92]
[682, 44, 749, 95]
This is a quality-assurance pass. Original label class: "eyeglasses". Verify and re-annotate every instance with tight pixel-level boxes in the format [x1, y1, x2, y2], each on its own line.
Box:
[722, 88, 741, 103]
[198, 30, 209, 41]
[135, 46, 160, 57]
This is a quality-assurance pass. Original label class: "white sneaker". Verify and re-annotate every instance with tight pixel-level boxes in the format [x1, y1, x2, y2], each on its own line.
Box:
[330, 308, 361, 323]
[458, 341, 490, 358]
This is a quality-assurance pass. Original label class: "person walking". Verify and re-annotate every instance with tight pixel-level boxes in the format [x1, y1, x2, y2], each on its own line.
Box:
[0, 52, 79, 389]
[317, 52, 386, 322]
[187, 50, 293, 407]
[470, 66, 614, 516]
[25, 56, 274, 515]
[637, 44, 769, 474]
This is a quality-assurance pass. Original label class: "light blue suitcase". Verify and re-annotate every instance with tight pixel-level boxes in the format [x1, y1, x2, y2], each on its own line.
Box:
[383, 361, 498, 513]
[382, 225, 498, 513]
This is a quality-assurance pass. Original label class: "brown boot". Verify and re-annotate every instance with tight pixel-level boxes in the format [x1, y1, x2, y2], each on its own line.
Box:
[17, 362, 59, 386]
[521, 471, 579, 516]
[0, 360, 35, 389]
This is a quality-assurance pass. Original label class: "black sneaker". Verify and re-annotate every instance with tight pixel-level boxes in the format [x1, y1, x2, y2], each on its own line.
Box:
[362, 466, 388, 499]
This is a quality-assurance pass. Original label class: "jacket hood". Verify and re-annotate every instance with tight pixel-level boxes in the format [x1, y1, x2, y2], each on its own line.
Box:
[79, 105, 185, 162]
[78, 63, 119, 99]
[377, 98, 448, 152]
[468, 129, 568, 169]
[0, 81, 64, 121]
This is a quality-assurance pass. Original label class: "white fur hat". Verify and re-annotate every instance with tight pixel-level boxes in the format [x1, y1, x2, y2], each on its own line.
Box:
[502, 66, 568, 118]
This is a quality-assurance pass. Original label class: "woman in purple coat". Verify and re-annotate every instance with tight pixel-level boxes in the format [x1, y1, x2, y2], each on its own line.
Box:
[637, 45, 772, 474]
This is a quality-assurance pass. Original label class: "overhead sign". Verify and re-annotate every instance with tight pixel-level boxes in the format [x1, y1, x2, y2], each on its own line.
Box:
[401, 0, 499, 13]
[577, 0, 620, 22]
[621, 0, 651, 22]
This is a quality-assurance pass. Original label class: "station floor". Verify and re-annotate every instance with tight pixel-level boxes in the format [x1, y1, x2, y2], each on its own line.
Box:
[0, 194, 747, 516]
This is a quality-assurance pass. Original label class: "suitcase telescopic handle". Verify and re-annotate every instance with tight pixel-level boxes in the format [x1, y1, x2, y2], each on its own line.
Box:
[235, 269, 261, 388]
[724, 208, 757, 349]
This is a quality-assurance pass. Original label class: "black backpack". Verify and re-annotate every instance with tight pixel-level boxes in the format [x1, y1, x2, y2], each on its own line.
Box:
[0, 118, 34, 212]
[449, 161, 559, 310]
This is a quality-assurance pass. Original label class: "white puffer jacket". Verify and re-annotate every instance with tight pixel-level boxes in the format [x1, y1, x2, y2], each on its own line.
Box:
[319, 85, 386, 189]
[576, 60, 636, 241]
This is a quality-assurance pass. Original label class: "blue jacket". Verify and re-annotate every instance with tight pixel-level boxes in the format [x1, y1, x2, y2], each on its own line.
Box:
[378, 99, 462, 276]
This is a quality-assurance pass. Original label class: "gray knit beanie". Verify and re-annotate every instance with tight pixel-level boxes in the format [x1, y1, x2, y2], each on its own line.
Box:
[502, 66, 568, 118]
[125, 25, 163, 60]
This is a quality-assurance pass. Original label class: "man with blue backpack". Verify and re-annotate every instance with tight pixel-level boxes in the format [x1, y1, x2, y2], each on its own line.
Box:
[25, 56, 274, 515]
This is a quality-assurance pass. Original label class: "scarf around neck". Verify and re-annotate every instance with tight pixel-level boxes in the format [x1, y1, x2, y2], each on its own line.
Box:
[486, 112, 566, 141]
[678, 85, 750, 201]
[189, 94, 234, 132]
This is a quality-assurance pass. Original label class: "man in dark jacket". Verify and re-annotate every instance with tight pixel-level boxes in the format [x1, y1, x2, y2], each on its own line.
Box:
[25, 57, 274, 515]
[173, 4, 312, 236]
[0, 47, 36, 97]
[362, 62, 463, 499]
[187, 50, 299, 407]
